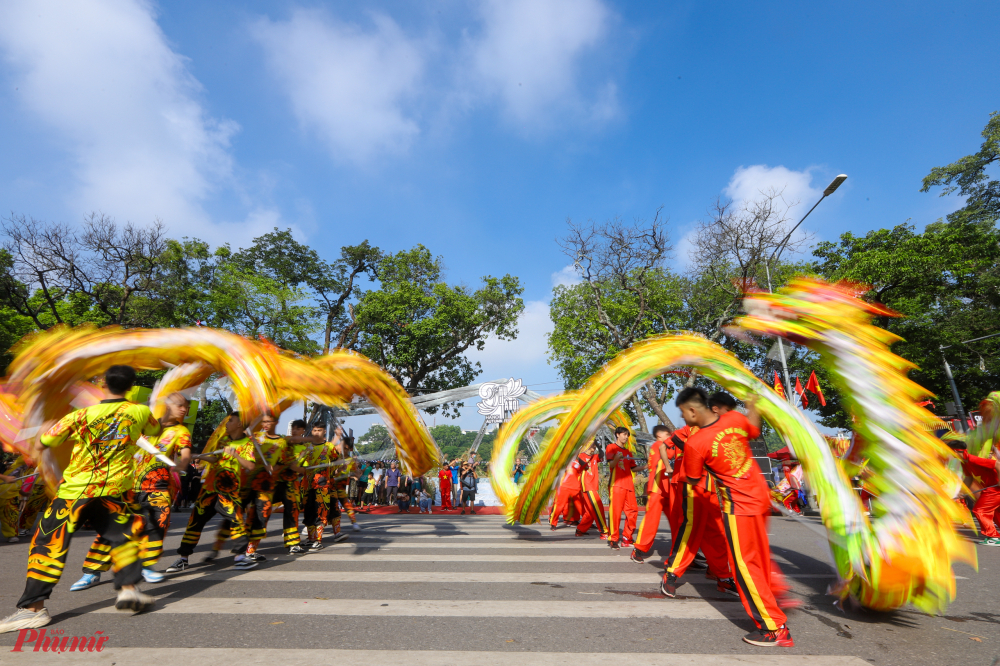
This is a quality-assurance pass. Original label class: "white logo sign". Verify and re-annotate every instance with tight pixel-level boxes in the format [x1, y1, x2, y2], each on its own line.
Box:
[477, 378, 526, 424]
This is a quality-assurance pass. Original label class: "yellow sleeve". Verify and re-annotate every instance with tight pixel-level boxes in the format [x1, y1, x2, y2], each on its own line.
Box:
[39, 411, 77, 449]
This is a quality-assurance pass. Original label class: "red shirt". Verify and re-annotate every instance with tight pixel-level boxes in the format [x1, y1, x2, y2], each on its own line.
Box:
[579, 452, 601, 492]
[668, 425, 696, 485]
[560, 459, 585, 493]
[647, 440, 675, 494]
[606, 442, 637, 491]
[683, 411, 768, 515]
[438, 469, 452, 486]
[961, 452, 999, 488]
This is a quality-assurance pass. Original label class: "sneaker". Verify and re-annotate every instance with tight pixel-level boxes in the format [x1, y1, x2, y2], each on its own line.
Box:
[620, 539, 634, 548]
[471, 509, 477, 514]
[460, 509, 465, 514]
[352, 523, 361, 532]
[0, 607, 51, 634]
[164, 558, 189, 573]
[630, 549, 646, 564]
[308, 541, 326, 552]
[232, 556, 258, 570]
[704, 570, 720, 581]
[599, 533, 609, 541]
[333, 532, 349, 543]
[660, 573, 679, 598]
[248, 552, 267, 562]
[6, 536, 18, 543]
[609, 540, 620, 550]
[550, 525, 558, 531]
[287, 545, 306, 554]
[690, 553, 708, 569]
[141, 568, 164, 584]
[574, 530, 588, 537]
[981, 537, 1000, 546]
[203, 550, 220, 563]
[742, 626, 794, 647]
[70, 572, 102, 591]
[717, 578, 740, 597]
[114, 587, 155, 613]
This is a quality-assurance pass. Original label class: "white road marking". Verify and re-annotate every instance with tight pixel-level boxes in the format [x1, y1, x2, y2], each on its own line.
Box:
[94, 597, 749, 619]
[1, 648, 872, 665]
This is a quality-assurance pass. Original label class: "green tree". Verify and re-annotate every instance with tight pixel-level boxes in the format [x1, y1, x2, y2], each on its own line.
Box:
[922, 111, 999, 226]
[355, 245, 524, 415]
[812, 219, 1000, 427]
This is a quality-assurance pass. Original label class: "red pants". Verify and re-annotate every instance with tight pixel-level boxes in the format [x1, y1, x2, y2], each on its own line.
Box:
[608, 485, 638, 542]
[973, 488, 1000, 537]
[576, 490, 608, 534]
[634, 489, 670, 553]
[722, 512, 787, 631]
[440, 483, 452, 509]
[667, 482, 683, 535]
[550, 485, 581, 527]
[665, 485, 731, 579]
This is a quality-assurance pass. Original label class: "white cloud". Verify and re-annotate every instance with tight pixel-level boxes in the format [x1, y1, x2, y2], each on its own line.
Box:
[0, 0, 240, 238]
[466, 300, 556, 386]
[724, 164, 823, 210]
[252, 9, 424, 165]
[551, 264, 583, 287]
[470, 0, 615, 127]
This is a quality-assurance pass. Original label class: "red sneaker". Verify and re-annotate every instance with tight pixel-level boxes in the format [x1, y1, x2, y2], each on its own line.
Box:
[743, 626, 794, 647]
[620, 539, 634, 548]
[716, 577, 740, 598]
[599, 533, 609, 540]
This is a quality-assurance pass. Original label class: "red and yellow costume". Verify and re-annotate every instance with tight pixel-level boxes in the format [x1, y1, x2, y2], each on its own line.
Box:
[683, 411, 787, 632]
[959, 450, 1000, 538]
[177, 435, 252, 558]
[606, 441, 638, 544]
[438, 468, 453, 509]
[633, 437, 675, 553]
[17, 399, 157, 608]
[549, 459, 584, 528]
[82, 422, 192, 573]
[575, 451, 608, 536]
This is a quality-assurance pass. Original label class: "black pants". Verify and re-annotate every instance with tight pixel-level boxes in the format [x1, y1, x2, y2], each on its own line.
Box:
[19, 496, 143, 608]
[177, 475, 247, 557]
[388, 486, 398, 504]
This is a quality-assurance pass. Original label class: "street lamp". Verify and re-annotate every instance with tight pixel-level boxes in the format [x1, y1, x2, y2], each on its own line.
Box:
[763, 174, 848, 404]
[940, 331, 1000, 432]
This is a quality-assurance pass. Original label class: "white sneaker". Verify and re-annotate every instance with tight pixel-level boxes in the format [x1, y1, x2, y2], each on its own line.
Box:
[352, 523, 361, 532]
[142, 568, 165, 583]
[0, 607, 51, 634]
[6, 536, 18, 543]
[114, 588, 155, 613]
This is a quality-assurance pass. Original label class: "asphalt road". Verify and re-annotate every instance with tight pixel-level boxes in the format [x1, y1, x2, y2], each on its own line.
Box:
[0, 511, 996, 665]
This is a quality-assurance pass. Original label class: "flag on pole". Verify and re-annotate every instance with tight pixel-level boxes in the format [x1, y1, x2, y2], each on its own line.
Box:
[805, 370, 827, 406]
[795, 376, 808, 408]
[773, 371, 786, 399]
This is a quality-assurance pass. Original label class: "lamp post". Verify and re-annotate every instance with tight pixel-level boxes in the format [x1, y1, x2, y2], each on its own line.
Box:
[764, 174, 848, 404]
[939, 331, 1000, 432]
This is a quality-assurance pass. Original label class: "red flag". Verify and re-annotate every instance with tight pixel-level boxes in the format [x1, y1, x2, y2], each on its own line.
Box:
[773, 371, 786, 399]
[805, 370, 827, 407]
[795, 376, 808, 408]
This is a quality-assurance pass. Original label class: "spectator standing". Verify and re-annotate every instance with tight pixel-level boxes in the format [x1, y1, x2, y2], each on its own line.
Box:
[361, 472, 376, 507]
[460, 463, 478, 514]
[438, 466, 453, 509]
[450, 460, 462, 507]
[386, 461, 402, 505]
[372, 462, 384, 504]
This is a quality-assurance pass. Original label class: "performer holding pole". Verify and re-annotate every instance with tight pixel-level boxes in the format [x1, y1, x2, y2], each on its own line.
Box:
[631, 425, 675, 562]
[574, 442, 609, 539]
[668, 387, 793, 648]
[0, 366, 160, 634]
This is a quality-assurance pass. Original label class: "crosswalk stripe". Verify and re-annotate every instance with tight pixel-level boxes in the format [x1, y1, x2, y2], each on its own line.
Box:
[329, 540, 619, 549]
[303, 553, 640, 562]
[94, 597, 749, 619]
[171, 570, 834, 583]
[1, 648, 872, 665]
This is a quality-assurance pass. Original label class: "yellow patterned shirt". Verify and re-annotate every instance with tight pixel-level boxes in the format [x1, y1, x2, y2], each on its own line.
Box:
[135, 423, 191, 480]
[41, 399, 160, 500]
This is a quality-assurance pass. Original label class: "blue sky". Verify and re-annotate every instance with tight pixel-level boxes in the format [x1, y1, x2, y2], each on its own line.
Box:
[1, 1, 997, 433]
